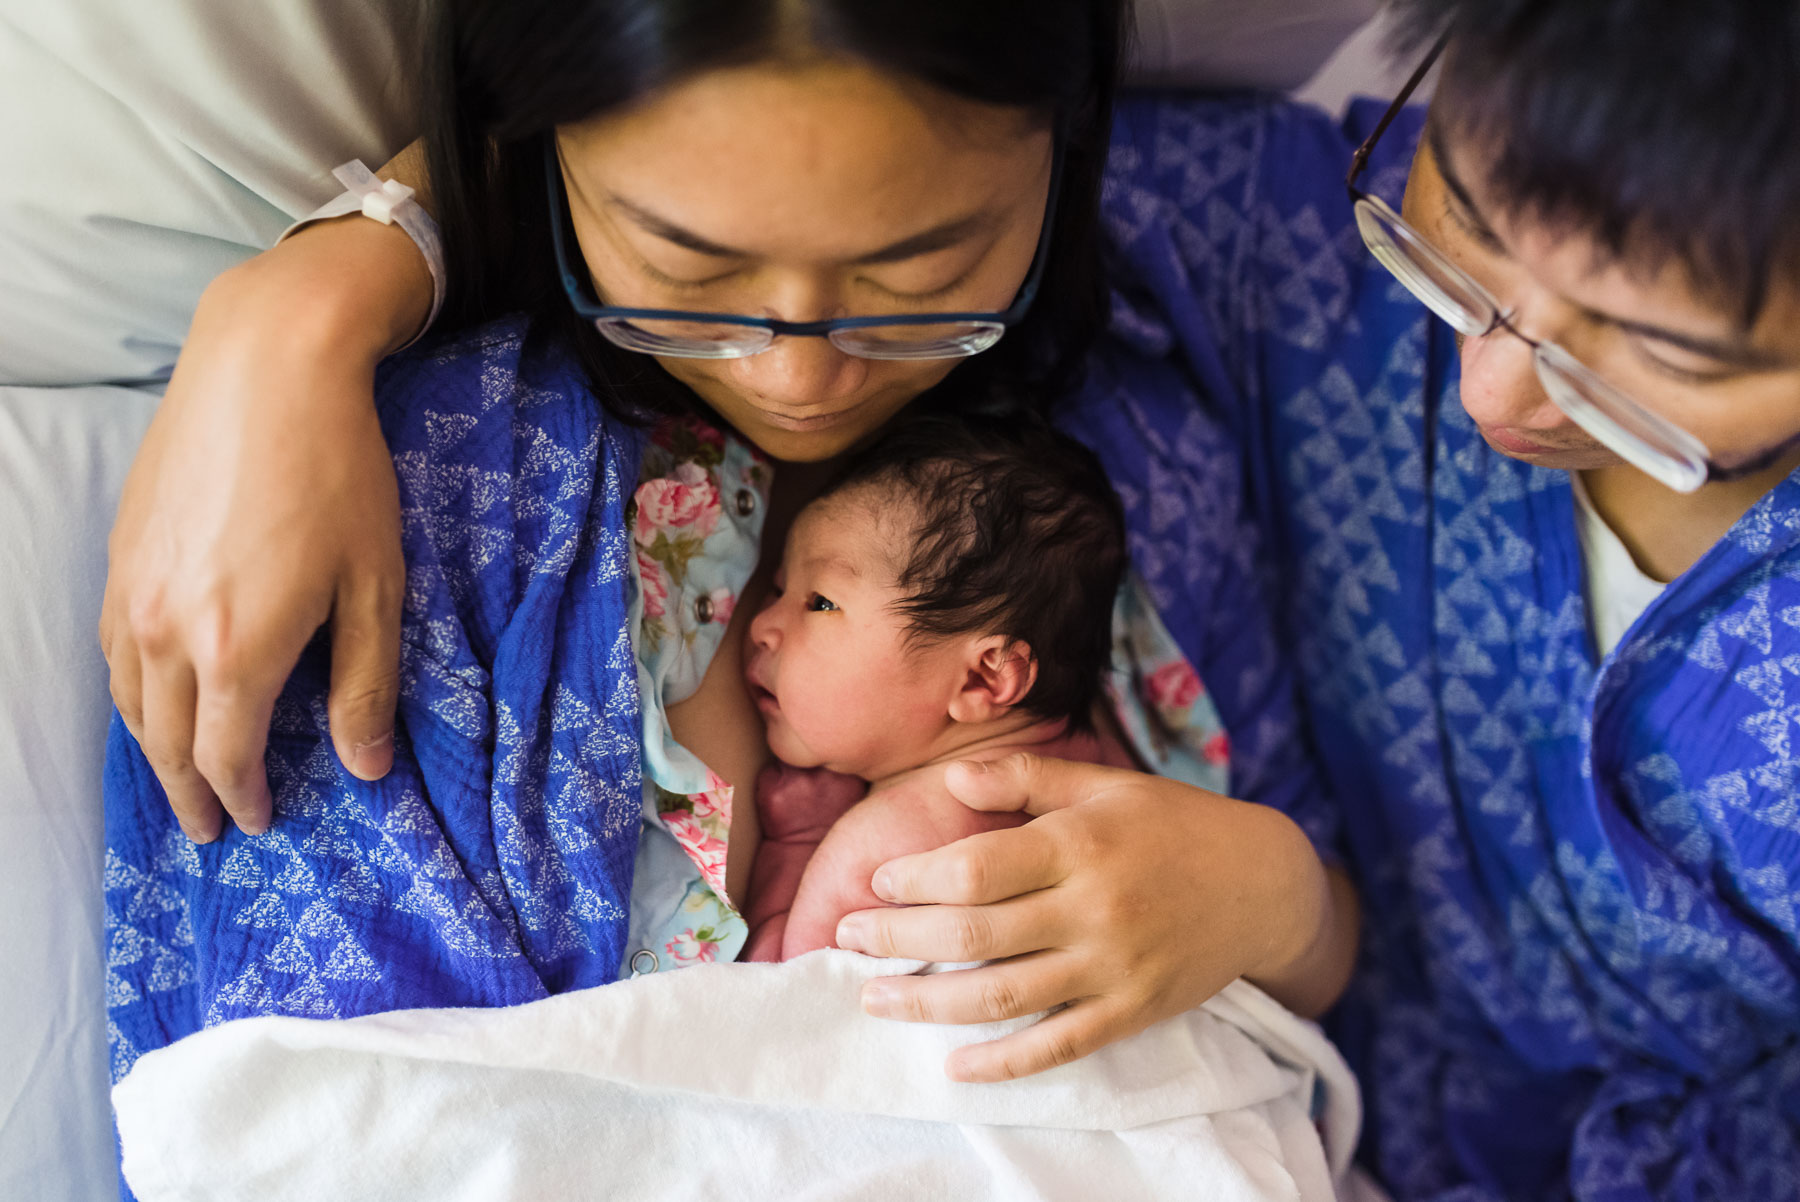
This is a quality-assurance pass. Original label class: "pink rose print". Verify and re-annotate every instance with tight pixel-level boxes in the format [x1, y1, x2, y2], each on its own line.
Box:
[1203, 732, 1231, 767]
[706, 587, 736, 626]
[665, 927, 722, 964]
[635, 548, 668, 618]
[634, 462, 722, 546]
[1146, 661, 1202, 712]
[662, 809, 729, 895]
[690, 771, 734, 824]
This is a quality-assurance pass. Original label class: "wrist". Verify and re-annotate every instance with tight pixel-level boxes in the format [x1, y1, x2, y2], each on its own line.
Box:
[1244, 807, 1332, 983]
[212, 215, 434, 364]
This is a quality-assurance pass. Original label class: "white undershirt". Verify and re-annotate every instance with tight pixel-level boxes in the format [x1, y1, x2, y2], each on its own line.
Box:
[1570, 473, 1669, 658]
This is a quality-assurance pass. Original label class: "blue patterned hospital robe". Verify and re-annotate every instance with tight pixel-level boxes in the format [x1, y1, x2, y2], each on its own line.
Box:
[1079, 93, 1800, 1201]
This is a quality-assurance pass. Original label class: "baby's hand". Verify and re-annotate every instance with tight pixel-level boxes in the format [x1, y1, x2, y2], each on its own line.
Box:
[742, 762, 866, 961]
[754, 761, 867, 841]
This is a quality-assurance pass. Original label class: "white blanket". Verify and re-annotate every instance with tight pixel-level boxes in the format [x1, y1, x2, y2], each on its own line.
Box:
[114, 951, 1358, 1201]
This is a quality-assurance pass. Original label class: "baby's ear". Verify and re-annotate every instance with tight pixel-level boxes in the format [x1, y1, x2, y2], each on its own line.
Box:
[950, 637, 1038, 723]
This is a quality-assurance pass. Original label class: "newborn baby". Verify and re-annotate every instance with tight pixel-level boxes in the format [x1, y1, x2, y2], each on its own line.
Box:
[742, 415, 1130, 961]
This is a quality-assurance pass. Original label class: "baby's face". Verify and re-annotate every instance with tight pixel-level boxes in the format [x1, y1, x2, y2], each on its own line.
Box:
[745, 496, 966, 779]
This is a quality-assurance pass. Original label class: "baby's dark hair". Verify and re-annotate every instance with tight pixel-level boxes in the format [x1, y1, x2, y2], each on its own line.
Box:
[820, 413, 1126, 728]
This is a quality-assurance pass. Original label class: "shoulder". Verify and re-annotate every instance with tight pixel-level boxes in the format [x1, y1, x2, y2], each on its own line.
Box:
[373, 316, 645, 508]
[375, 316, 606, 432]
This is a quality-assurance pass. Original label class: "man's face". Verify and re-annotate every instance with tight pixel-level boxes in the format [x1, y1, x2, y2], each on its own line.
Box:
[1401, 115, 1800, 476]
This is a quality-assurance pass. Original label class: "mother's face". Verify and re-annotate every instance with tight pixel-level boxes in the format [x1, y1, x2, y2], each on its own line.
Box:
[555, 60, 1055, 462]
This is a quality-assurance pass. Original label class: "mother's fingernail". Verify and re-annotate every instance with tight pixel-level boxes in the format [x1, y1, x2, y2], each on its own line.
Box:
[350, 733, 394, 781]
[836, 916, 868, 950]
[871, 868, 896, 901]
[861, 983, 893, 1017]
[957, 758, 993, 775]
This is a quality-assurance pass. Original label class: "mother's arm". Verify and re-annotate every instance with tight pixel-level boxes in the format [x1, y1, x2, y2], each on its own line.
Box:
[101, 148, 433, 841]
[836, 754, 1359, 1083]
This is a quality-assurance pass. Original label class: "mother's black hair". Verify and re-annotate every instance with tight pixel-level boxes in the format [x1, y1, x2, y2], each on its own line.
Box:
[422, 0, 1131, 420]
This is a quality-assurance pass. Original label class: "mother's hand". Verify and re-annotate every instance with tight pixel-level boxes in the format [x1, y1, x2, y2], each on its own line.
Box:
[833, 755, 1358, 1083]
[100, 219, 431, 841]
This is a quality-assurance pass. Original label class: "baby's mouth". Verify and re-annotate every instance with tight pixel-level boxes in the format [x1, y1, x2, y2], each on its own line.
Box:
[743, 661, 780, 714]
[749, 682, 780, 715]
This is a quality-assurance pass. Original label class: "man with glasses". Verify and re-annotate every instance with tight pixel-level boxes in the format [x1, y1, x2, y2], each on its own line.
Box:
[1087, 0, 1800, 1198]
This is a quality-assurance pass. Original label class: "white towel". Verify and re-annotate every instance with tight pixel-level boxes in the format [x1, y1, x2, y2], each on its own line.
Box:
[114, 950, 1359, 1201]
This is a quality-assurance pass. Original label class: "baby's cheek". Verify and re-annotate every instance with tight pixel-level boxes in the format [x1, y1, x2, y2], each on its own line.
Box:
[765, 714, 824, 770]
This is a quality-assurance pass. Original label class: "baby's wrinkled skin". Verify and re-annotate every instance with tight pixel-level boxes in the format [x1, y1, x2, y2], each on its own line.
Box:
[740, 490, 1129, 961]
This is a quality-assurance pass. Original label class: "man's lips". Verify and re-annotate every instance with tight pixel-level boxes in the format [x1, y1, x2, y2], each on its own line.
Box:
[1482, 425, 1562, 455]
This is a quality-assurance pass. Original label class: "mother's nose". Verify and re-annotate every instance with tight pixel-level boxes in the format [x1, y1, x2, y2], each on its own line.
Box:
[728, 335, 868, 411]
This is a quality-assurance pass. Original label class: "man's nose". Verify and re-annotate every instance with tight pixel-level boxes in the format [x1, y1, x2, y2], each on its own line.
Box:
[1456, 328, 1568, 432]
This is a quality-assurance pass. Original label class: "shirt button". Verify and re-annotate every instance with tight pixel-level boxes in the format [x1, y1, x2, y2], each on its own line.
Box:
[735, 488, 756, 517]
[695, 594, 715, 625]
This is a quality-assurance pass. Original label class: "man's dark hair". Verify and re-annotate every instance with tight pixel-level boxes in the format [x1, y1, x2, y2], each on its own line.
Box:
[820, 414, 1126, 729]
[422, 0, 1129, 421]
[1391, 0, 1800, 324]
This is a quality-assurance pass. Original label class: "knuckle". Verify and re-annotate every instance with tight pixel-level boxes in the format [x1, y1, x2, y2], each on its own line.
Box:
[335, 671, 401, 712]
[125, 590, 176, 652]
[893, 988, 935, 1024]
[977, 977, 1024, 1019]
[143, 742, 197, 781]
[1009, 751, 1044, 782]
[1055, 820, 1102, 867]
[1030, 1030, 1083, 1074]
[192, 747, 254, 794]
[943, 909, 992, 961]
[946, 854, 991, 903]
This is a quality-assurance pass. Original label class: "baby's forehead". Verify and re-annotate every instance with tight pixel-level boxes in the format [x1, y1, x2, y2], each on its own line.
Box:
[789, 489, 912, 579]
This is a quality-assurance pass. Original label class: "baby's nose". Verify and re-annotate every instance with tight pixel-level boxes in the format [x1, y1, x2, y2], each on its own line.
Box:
[748, 600, 780, 651]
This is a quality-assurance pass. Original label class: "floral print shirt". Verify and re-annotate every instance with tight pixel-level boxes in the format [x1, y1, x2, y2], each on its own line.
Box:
[620, 415, 1230, 976]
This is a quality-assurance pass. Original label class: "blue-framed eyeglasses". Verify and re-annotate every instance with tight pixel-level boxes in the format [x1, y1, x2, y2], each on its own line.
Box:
[545, 131, 1062, 362]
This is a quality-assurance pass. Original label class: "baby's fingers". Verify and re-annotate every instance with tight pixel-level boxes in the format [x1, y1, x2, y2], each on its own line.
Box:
[944, 998, 1135, 1083]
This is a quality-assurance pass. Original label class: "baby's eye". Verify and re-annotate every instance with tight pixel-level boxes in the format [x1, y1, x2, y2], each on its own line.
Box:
[805, 593, 838, 613]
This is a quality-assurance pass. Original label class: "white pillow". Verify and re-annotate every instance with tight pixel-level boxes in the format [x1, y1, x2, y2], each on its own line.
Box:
[0, 6, 419, 1199]
[1129, 0, 1379, 90]
[0, 2, 421, 388]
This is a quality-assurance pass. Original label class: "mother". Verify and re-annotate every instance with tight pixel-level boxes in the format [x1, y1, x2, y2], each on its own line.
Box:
[103, 0, 1354, 1091]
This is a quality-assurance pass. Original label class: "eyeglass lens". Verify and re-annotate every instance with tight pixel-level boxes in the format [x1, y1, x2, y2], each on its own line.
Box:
[594, 316, 1005, 362]
[1351, 196, 1711, 493]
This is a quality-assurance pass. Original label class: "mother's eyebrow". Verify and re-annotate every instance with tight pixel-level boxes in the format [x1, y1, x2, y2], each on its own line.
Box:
[608, 193, 996, 264]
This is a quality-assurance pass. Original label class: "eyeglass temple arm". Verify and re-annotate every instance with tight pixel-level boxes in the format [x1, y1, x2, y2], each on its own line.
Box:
[1345, 30, 1452, 192]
